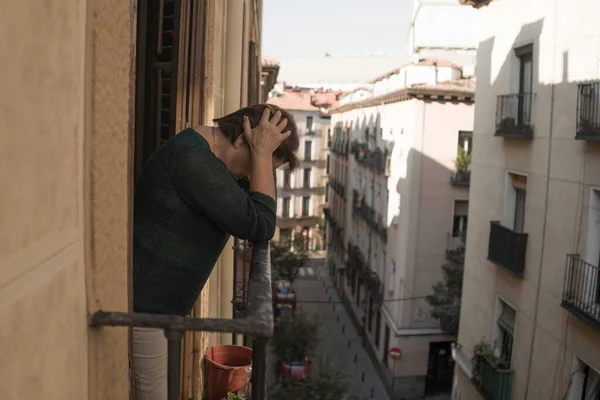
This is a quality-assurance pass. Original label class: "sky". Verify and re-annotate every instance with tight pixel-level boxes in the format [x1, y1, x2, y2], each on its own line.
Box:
[262, 0, 411, 60]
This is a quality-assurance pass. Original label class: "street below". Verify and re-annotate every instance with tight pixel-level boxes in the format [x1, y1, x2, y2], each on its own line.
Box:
[267, 257, 390, 400]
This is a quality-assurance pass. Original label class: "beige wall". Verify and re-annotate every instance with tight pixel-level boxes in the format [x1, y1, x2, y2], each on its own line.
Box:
[455, 0, 600, 399]
[0, 0, 132, 399]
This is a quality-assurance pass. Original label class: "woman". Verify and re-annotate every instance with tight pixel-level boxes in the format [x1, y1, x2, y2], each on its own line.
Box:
[132, 104, 299, 400]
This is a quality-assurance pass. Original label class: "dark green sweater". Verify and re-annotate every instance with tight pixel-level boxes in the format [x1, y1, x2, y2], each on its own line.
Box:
[133, 128, 276, 316]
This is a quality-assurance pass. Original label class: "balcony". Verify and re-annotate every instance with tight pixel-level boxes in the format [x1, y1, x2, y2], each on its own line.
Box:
[330, 136, 349, 157]
[299, 158, 326, 168]
[304, 128, 322, 137]
[450, 170, 471, 186]
[495, 93, 534, 139]
[576, 82, 600, 141]
[329, 178, 345, 197]
[487, 221, 528, 276]
[278, 185, 325, 197]
[89, 241, 274, 400]
[474, 356, 513, 400]
[351, 141, 389, 176]
[562, 254, 600, 330]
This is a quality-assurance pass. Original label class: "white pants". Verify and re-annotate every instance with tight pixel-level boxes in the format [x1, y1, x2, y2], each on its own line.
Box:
[132, 327, 168, 400]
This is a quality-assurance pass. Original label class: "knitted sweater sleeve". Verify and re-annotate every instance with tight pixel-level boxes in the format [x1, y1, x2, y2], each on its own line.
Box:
[173, 145, 277, 241]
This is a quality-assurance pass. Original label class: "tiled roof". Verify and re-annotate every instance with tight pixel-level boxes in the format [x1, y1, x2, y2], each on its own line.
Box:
[267, 88, 342, 111]
[370, 58, 463, 83]
[262, 56, 280, 67]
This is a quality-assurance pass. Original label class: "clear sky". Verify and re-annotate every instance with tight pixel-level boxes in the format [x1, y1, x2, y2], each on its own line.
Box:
[262, 0, 411, 59]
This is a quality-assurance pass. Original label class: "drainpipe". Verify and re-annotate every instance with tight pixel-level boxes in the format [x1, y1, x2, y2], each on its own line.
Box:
[220, 0, 244, 345]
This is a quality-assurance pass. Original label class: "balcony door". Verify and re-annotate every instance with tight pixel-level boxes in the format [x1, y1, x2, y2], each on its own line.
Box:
[516, 44, 533, 127]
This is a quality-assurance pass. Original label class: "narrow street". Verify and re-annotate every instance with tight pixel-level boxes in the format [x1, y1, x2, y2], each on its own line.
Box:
[268, 257, 390, 400]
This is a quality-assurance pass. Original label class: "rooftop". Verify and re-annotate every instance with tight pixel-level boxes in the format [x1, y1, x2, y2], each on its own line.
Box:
[267, 87, 343, 112]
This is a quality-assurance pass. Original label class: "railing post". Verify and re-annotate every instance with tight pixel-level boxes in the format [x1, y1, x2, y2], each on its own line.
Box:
[165, 329, 184, 400]
[251, 338, 268, 400]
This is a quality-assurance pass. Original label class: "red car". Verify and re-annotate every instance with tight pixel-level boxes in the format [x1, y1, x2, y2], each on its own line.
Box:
[275, 353, 312, 382]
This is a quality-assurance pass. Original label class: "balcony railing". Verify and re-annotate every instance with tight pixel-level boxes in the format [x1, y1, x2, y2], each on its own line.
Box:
[488, 221, 528, 276]
[89, 241, 274, 400]
[330, 136, 349, 157]
[495, 93, 534, 139]
[450, 170, 471, 185]
[576, 82, 600, 141]
[475, 356, 513, 400]
[351, 141, 389, 176]
[562, 254, 600, 330]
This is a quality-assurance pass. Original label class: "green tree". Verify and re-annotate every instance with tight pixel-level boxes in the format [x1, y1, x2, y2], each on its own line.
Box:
[271, 233, 309, 283]
[425, 260, 464, 334]
[272, 312, 318, 363]
[269, 358, 364, 400]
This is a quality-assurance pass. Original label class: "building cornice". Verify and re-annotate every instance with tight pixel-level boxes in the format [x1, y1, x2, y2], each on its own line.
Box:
[330, 86, 474, 114]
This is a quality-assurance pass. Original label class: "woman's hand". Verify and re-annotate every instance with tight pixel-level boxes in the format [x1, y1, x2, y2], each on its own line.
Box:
[242, 108, 291, 157]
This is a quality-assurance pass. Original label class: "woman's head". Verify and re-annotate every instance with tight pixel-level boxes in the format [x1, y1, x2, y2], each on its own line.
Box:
[213, 104, 300, 176]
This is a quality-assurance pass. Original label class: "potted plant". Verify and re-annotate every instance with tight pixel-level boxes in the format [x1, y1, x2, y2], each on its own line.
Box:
[471, 339, 495, 389]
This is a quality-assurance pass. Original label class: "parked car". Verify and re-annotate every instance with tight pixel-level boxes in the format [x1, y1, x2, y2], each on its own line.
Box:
[275, 353, 312, 382]
[272, 279, 296, 307]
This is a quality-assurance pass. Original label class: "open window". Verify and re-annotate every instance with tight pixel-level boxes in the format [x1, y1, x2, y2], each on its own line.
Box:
[493, 298, 515, 369]
[503, 173, 528, 233]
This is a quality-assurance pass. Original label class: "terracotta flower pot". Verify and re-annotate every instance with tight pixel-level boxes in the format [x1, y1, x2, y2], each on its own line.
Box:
[205, 345, 252, 400]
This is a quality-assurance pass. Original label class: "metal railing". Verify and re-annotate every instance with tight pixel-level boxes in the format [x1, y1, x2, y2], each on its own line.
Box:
[477, 356, 513, 400]
[576, 82, 600, 141]
[89, 241, 274, 400]
[562, 254, 600, 330]
[487, 221, 528, 276]
[495, 93, 534, 138]
[450, 170, 471, 185]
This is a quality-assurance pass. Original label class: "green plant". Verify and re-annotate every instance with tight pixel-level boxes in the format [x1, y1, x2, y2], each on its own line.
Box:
[270, 234, 309, 283]
[226, 392, 246, 400]
[454, 146, 471, 173]
[471, 339, 495, 388]
[269, 358, 349, 400]
[272, 312, 318, 363]
[425, 260, 464, 334]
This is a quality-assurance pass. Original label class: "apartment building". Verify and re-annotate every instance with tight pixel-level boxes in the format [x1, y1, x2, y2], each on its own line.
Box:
[326, 59, 475, 399]
[453, 1, 600, 400]
[268, 86, 340, 250]
[1, 1, 274, 399]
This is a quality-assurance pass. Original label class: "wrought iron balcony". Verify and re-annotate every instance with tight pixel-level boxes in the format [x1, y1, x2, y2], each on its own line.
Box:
[330, 136, 349, 157]
[351, 141, 389, 176]
[488, 221, 528, 276]
[89, 241, 274, 400]
[495, 93, 534, 139]
[474, 356, 513, 400]
[576, 82, 600, 141]
[450, 170, 471, 185]
[562, 254, 600, 331]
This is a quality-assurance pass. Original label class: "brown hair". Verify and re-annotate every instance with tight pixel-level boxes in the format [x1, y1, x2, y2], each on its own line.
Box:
[213, 104, 300, 170]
